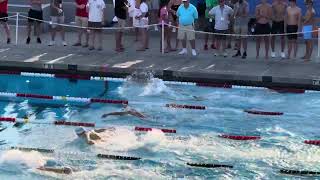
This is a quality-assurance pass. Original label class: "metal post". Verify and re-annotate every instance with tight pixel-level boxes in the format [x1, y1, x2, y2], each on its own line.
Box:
[318, 28, 320, 58]
[161, 20, 164, 54]
[15, 13, 19, 45]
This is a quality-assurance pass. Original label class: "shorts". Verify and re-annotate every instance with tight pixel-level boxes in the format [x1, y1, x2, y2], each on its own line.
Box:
[178, 25, 195, 40]
[255, 23, 271, 35]
[117, 18, 126, 32]
[286, 25, 298, 40]
[215, 29, 228, 40]
[204, 19, 215, 32]
[271, 21, 285, 34]
[303, 25, 312, 40]
[51, 16, 65, 28]
[28, 9, 43, 23]
[75, 16, 88, 28]
[88, 21, 102, 29]
[134, 17, 148, 28]
[0, 13, 8, 22]
[234, 25, 248, 38]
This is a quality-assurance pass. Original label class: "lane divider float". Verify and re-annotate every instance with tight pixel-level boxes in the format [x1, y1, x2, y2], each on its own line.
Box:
[196, 83, 232, 89]
[187, 163, 233, 169]
[218, 134, 261, 141]
[134, 126, 176, 133]
[97, 154, 141, 160]
[54, 121, 95, 127]
[280, 169, 320, 176]
[11, 146, 55, 153]
[166, 104, 206, 110]
[244, 110, 284, 116]
[304, 140, 320, 146]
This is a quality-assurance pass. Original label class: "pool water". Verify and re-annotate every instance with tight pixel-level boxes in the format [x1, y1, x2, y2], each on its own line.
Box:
[0, 74, 319, 179]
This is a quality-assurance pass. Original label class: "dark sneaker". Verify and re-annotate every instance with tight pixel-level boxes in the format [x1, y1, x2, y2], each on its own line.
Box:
[242, 52, 247, 59]
[232, 50, 241, 57]
[26, 37, 31, 44]
[6, 38, 11, 44]
[37, 37, 41, 44]
[204, 44, 208, 50]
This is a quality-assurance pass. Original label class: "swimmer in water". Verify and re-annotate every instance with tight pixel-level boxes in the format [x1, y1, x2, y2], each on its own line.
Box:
[75, 127, 115, 145]
[101, 104, 146, 119]
[38, 166, 73, 174]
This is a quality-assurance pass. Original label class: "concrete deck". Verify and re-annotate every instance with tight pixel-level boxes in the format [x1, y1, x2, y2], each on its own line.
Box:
[0, 29, 320, 90]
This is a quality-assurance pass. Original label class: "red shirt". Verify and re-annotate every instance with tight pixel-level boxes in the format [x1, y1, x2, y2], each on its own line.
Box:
[76, 0, 88, 17]
[0, 0, 8, 13]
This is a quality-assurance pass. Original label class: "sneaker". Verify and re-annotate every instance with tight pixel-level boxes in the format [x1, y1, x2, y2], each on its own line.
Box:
[62, 41, 67, 46]
[37, 37, 41, 44]
[204, 44, 208, 50]
[280, 52, 286, 59]
[48, 41, 55, 46]
[271, 52, 276, 58]
[191, 49, 197, 56]
[6, 38, 11, 44]
[242, 52, 247, 59]
[26, 37, 31, 44]
[232, 50, 241, 57]
[178, 48, 187, 55]
[214, 53, 219, 57]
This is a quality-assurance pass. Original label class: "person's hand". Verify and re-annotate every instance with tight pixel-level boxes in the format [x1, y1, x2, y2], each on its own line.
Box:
[58, 8, 63, 14]
[80, 4, 85, 9]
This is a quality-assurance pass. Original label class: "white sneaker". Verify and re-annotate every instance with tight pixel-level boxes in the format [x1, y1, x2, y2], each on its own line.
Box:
[178, 48, 187, 55]
[280, 52, 286, 59]
[48, 41, 55, 46]
[191, 49, 197, 56]
[271, 52, 276, 58]
[62, 41, 67, 46]
[172, 28, 176, 33]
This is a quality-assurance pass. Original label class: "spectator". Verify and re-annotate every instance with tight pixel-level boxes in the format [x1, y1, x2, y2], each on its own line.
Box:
[86, 0, 105, 51]
[302, 0, 315, 61]
[255, 0, 272, 59]
[203, 0, 218, 50]
[271, 0, 287, 59]
[209, 0, 234, 57]
[0, 0, 10, 44]
[114, 0, 127, 52]
[73, 0, 89, 47]
[177, 0, 198, 56]
[49, 0, 67, 46]
[148, 0, 160, 31]
[135, 0, 149, 51]
[285, 0, 301, 59]
[159, 0, 173, 53]
[26, 0, 43, 44]
[168, 0, 182, 50]
[127, 0, 138, 41]
[233, 0, 249, 59]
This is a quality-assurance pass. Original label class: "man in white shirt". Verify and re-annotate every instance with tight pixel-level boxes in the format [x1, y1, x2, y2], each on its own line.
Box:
[209, 0, 233, 57]
[87, 0, 106, 51]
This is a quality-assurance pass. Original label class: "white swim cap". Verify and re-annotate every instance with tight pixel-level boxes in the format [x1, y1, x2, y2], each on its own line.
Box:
[75, 127, 86, 136]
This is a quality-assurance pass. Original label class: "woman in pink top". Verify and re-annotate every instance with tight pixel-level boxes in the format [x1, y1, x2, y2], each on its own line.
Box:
[159, 0, 173, 53]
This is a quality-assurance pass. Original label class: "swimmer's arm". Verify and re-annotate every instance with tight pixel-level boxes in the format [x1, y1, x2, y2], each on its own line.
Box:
[128, 111, 146, 119]
[85, 133, 95, 145]
[38, 167, 71, 174]
[101, 112, 129, 118]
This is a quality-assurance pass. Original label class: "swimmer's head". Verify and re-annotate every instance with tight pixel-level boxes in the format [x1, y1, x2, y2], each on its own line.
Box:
[75, 127, 86, 136]
[63, 167, 72, 174]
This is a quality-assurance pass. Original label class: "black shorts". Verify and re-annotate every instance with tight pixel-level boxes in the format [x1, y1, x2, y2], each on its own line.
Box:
[286, 25, 298, 40]
[256, 23, 271, 35]
[88, 21, 102, 29]
[215, 29, 228, 40]
[271, 21, 285, 34]
[0, 12, 8, 22]
[204, 19, 215, 32]
[28, 9, 43, 23]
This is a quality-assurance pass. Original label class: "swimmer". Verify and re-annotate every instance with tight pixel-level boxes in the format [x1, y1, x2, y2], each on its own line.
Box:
[101, 104, 146, 119]
[38, 166, 73, 174]
[75, 127, 115, 145]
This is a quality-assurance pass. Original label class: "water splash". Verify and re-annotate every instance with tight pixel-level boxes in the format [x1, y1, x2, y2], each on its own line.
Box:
[0, 150, 46, 169]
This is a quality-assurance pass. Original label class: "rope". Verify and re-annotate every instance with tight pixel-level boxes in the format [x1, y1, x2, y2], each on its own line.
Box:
[0, 15, 17, 20]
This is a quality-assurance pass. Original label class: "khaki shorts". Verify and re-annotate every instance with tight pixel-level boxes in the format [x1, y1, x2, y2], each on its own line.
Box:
[75, 16, 88, 28]
[178, 25, 195, 41]
[117, 18, 126, 32]
[234, 25, 248, 38]
[51, 16, 64, 28]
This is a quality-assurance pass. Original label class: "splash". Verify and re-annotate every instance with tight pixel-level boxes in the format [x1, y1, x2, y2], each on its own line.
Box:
[141, 129, 167, 147]
[0, 150, 46, 169]
[139, 78, 173, 97]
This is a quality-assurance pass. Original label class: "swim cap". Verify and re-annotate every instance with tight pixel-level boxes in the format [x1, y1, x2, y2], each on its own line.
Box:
[75, 127, 86, 136]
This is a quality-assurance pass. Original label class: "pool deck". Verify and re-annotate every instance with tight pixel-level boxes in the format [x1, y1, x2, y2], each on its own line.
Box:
[1, 30, 320, 90]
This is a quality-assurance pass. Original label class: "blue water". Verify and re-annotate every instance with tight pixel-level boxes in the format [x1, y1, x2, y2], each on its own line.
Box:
[0, 74, 319, 179]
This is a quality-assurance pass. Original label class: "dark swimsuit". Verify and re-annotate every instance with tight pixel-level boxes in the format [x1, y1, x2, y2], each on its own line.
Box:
[171, 5, 179, 22]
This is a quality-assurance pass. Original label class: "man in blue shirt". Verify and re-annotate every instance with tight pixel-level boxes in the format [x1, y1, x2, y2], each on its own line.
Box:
[177, 0, 199, 56]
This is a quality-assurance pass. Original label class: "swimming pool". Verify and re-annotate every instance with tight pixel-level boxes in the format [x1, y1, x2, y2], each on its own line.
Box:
[0, 73, 319, 179]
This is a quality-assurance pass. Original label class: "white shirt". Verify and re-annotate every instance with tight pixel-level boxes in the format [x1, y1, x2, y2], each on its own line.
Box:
[209, 5, 234, 30]
[87, 0, 106, 22]
[140, 2, 148, 14]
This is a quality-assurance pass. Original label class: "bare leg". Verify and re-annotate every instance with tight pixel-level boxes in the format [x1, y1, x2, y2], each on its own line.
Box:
[60, 26, 65, 42]
[190, 40, 195, 49]
[271, 35, 276, 52]
[280, 36, 285, 53]
[293, 40, 298, 58]
[1, 23, 10, 40]
[243, 38, 247, 52]
[97, 30, 102, 49]
[27, 22, 32, 38]
[264, 36, 270, 59]
[288, 40, 292, 59]
[256, 37, 261, 59]
[216, 39, 221, 54]
[182, 38, 187, 49]
[35, 22, 41, 38]
[50, 27, 56, 41]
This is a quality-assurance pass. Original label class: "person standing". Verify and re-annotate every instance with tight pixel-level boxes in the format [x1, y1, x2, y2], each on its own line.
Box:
[135, 0, 149, 51]
[114, 0, 127, 52]
[209, 0, 234, 57]
[270, 0, 287, 59]
[87, 0, 106, 51]
[177, 0, 198, 56]
[203, 0, 218, 50]
[73, 0, 89, 47]
[285, 0, 301, 59]
[255, 0, 272, 59]
[49, 0, 67, 46]
[26, 0, 43, 44]
[159, 0, 173, 53]
[232, 0, 249, 59]
[168, 0, 182, 50]
[302, 0, 315, 61]
[0, 0, 10, 44]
